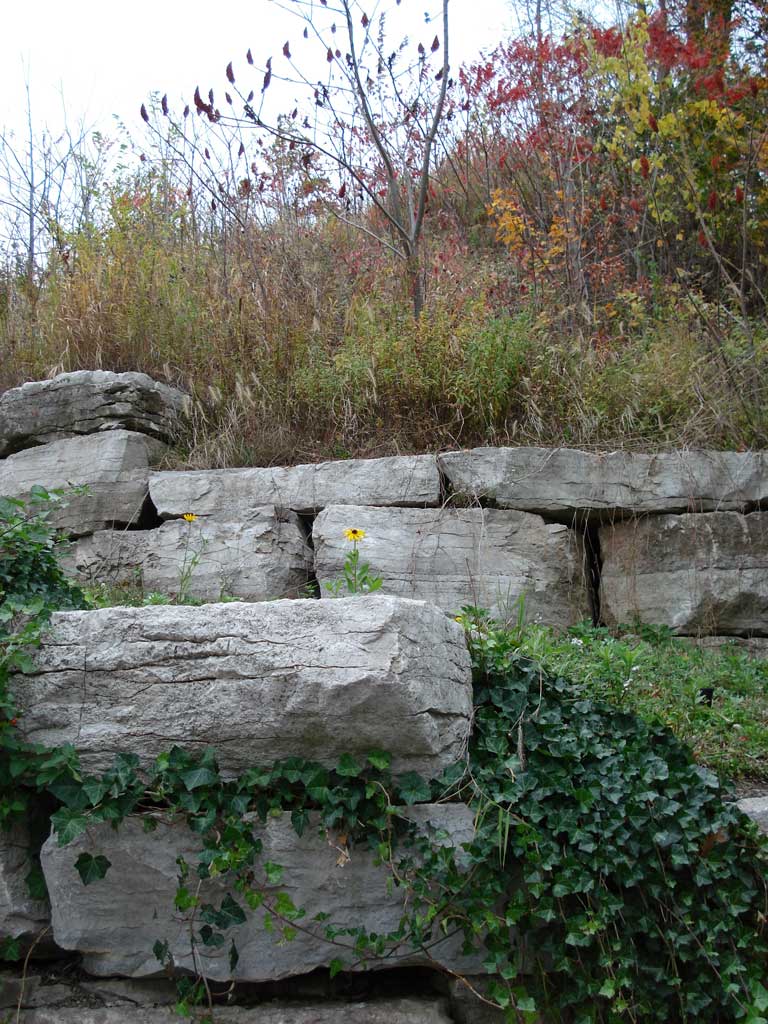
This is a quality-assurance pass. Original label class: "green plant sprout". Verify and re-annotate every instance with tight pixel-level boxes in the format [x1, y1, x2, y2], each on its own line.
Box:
[177, 513, 208, 604]
[324, 528, 383, 597]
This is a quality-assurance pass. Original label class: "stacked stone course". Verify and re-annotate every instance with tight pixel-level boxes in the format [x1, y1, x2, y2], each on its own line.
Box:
[1, 371, 767, 1022]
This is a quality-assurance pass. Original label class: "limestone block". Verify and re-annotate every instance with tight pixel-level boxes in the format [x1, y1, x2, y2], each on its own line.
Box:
[439, 446, 768, 520]
[41, 806, 479, 982]
[78, 978, 177, 1006]
[149, 454, 440, 518]
[0, 431, 163, 536]
[0, 824, 49, 945]
[0, 973, 73, 1009]
[20, 998, 454, 1023]
[738, 797, 768, 834]
[11, 597, 472, 779]
[62, 509, 313, 602]
[313, 505, 590, 626]
[600, 512, 768, 636]
[0, 371, 188, 457]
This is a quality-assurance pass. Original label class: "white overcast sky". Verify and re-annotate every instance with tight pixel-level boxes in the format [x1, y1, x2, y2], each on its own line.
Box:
[0, 0, 515, 142]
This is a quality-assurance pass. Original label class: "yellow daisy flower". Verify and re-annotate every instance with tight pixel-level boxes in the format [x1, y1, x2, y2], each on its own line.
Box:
[182, 513, 198, 523]
[343, 527, 366, 542]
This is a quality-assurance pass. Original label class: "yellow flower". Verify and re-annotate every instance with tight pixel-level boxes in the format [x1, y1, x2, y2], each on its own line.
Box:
[182, 513, 198, 523]
[343, 527, 365, 542]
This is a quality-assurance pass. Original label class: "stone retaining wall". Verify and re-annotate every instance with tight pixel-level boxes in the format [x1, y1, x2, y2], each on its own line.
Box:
[1, 371, 766, 638]
[1, 371, 767, 1022]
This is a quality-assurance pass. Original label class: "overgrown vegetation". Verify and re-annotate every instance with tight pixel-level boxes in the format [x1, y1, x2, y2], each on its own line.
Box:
[1, 493, 767, 1022]
[1, 0, 766, 463]
[465, 611, 768, 785]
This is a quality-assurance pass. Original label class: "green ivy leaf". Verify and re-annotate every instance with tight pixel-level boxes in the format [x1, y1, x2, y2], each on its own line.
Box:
[25, 865, 47, 901]
[48, 776, 91, 811]
[74, 852, 112, 886]
[245, 889, 264, 911]
[153, 939, 170, 966]
[274, 892, 302, 920]
[175, 887, 197, 912]
[51, 808, 89, 847]
[80, 777, 109, 807]
[336, 753, 361, 777]
[264, 861, 284, 885]
[329, 957, 345, 978]
[366, 749, 391, 771]
[291, 808, 309, 837]
[219, 894, 246, 928]
[0, 938, 21, 962]
[199, 925, 225, 947]
[753, 981, 768, 1013]
[396, 772, 431, 805]
[229, 939, 239, 971]
[181, 766, 220, 791]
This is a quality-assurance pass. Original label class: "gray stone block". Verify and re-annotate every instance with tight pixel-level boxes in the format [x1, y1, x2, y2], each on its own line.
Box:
[737, 797, 768, 834]
[600, 512, 768, 635]
[0, 371, 188, 457]
[11, 597, 472, 779]
[314, 505, 590, 626]
[0, 430, 164, 536]
[439, 446, 768, 520]
[63, 509, 313, 602]
[41, 807, 478, 983]
[0, 972, 73, 1009]
[0, 825, 49, 946]
[149, 454, 440, 518]
[19, 999, 454, 1023]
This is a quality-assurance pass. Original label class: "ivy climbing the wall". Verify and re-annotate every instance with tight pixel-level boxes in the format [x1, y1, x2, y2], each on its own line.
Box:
[0, 494, 766, 1023]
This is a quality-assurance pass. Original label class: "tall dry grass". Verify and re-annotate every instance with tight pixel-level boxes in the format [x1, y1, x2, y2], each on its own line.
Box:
[1, 118, 766, 466]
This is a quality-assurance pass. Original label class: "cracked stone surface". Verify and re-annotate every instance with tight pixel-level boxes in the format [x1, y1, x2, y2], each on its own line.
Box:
[11, 597, 472, 778]
[600, 512, 768, 635]
[439, 446, 768, 520]
[0, 430, 164, 536]
[314, 505, 590, 626]
[41, 806, 479, 982]
[0, 824, 49, 945]
[19, 998, 455, 1023]
[63, 508, 314, 602]
[0, 973, 74, 1009]
[149, 454, 440, 517]
[0, 371, 188, 457]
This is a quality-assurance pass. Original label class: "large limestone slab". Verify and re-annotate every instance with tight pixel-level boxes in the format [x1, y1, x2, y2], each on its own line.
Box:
[21, 998, 454, 1023]
[0, 371, 188, 457]
[62, 509, 313, 602]
[41, 807, 478, 982]
[313, 505, 590, 626]
[0, 824, 49, 945]
[600, 512, 768, 635]
[11, 597, 472, 779]
[0, 430, 163, 536]
[149, 455, 440, 518]
[439, 447, 768, 520]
